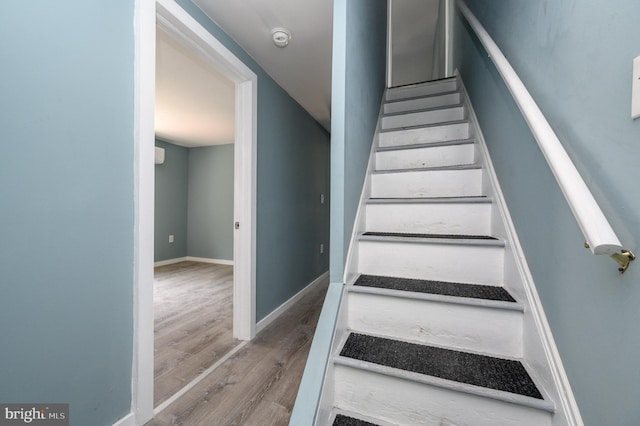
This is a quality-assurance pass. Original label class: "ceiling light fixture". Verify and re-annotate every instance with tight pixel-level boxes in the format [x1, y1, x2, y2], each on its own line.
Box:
[271, 27, 292, 48]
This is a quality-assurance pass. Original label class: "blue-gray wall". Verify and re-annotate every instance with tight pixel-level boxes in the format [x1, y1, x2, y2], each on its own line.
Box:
[291, 2, 388, 420]
[188, 144, 234, 260]
[454, 1, 640, 423]
[155, 139, 189, 261]
[330, 0, 388, 282]
[177, 0, 331, 320]
[154, 141, 234, 263]
[0, 2, 134, 425]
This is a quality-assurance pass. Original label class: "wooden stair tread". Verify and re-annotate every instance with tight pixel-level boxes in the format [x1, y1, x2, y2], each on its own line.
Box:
[367, 196, 490, 204]
[376, 138, 475, 152]
[378, 118, 469, 134]
[381, 102, 464, 118]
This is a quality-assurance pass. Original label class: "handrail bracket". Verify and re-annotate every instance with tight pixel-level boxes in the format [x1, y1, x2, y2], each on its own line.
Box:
[611, 250, 636, 274]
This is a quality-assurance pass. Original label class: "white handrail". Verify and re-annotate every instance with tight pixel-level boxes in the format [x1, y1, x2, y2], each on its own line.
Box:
[457, 0, 629, 262]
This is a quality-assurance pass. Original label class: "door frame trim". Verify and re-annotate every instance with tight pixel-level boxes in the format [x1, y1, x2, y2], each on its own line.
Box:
[133, 0, 257, 422]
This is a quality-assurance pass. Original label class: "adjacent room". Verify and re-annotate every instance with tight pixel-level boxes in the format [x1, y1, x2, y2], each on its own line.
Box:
[153, 24, 238, 408]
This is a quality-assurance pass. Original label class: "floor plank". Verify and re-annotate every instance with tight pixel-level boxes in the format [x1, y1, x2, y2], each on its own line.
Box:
[147, 278, 329, 425]
[154, 261, 239, 406]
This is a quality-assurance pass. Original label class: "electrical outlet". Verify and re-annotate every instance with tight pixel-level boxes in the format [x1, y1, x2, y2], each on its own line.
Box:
[169, 235, 174, 243]
[320, 243, 324, 254]
[320, 193, 325, 204]
[633, 56, 640, 119]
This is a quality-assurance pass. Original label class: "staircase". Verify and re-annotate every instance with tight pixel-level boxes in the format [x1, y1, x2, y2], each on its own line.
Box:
[315, 77, 573, 425]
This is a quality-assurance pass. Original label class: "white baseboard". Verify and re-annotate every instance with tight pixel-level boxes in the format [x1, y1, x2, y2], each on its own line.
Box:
[154, 257, 234, 267]
[256, 271, 330, 334]
[154, 257, 188, 267]
[112, 412, 135, 426]
[186, 256, 234, 266]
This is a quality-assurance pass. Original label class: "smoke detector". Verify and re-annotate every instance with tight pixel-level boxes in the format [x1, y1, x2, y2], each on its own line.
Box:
[271, 27, 292, 48]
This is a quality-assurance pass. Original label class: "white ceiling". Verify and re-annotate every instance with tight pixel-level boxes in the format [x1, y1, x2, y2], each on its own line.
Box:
[192, 0, 334, 131]
[155, 25, 235, 148]
[155, 1, 439, 146]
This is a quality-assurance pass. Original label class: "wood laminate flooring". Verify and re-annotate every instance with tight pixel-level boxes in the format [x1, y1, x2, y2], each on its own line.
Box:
[154, 261, 239, 407]
[147, 274, 329, 426]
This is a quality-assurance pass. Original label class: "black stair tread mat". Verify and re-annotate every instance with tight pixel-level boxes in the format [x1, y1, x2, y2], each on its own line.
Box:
[354, 274, 516, 302]
[333, 414, 379, 426]
[363, 231, 498, 240]
[340, 333, 543, 399]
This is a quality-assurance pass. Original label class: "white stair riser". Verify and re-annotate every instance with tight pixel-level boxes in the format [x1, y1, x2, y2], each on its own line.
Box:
[375, 144, 475, 170]
[358, 240, 504, 285]
[371, 169, 483, 198]
[347, 292, 523, 357]
[382, 106, 465, 130]
[334, 366, 552, 426]
[386, 80, 457, 101]
[365, 202, 492, 235]
[379, 123, 470, 148]
[384, 92, 461, 114]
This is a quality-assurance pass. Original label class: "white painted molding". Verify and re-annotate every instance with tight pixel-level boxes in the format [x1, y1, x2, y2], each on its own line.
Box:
[233, 76, 258, 342]
[185, 256, 234, 266]
[343, 96, 387, 285]
[133, 0, 258, 424]
[457, 73, 584, 425]
[386, 0, 393, 88]
[456, 0, 622, 256]
[132, 0, 156, 424]
[112, 413, 136, 426]
[444, 0, 454, 77]
[256, 271, 329, 334]
[154, 257, 234, 267]
[156, 0, 257, 339]
[153, 257, 188, 267]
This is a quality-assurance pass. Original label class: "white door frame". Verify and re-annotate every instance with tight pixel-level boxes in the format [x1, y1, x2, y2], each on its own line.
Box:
[133, 0, 257, 423]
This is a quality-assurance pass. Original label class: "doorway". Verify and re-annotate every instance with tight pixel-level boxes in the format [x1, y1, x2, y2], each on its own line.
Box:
[134, 0, 258, 422]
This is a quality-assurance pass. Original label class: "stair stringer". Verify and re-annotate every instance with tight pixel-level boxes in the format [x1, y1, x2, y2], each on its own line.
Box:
[315, 285, 350, 425]
[458, 72, 584, 426]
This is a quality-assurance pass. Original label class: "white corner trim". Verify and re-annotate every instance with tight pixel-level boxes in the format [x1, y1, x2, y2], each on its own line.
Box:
[132, 0, 156, 424]
[343, 95, 387, 285]
[154, 257, 188, 267]
[156, 0, 257, 337]
[112, 413, 136, 426]
[456, 73, 584, 425]
[444, 0, 455, 77]
[386, 0, 393, 88]
[185, 256, 234, 266]
[256, 271, 330, 334]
